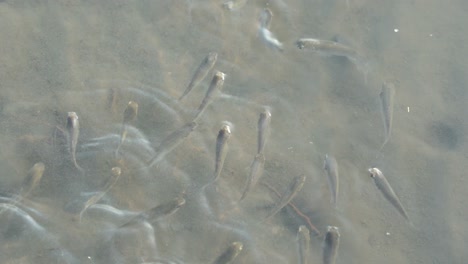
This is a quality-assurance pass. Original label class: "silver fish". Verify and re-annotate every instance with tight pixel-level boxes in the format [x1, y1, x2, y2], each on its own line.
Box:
[264, 175, 306, 221]
[147, 121, 198, 167]
[21, 162, 45, 198]
[0, 162, 45, 215]
[323, 154, 339, 207]
[368, 168, 409, 221]
[297, 225, 310, 264]
[257, 109, 272, 154]
[106, 88, 117, 112]
[214, 124, 232, 182]
[379, 82, 395, 150]
[323, 226, 340, 264]
[179, 52, 218, 101]
[193, 71, 226, 121]
[296, 38, 358, 58]
[296, 38, 369, 77]
[212, 242, 243, 264]
[122, 196, 186, 227]
[66, 112, 84, 173]
[222, 0, 247, 11]
[259, 27, 283, 51]
[116, 101, 139, 156]
[259, 8, 273, 29]
[239, 153, 265, 201]
[79, 167, 121, 221]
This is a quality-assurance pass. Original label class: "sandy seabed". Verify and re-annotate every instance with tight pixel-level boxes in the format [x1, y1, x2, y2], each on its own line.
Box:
[0, 0, 467, 263]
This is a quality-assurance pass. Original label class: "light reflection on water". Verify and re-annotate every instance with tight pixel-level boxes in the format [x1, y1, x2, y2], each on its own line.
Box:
[0, 0, 467, 263]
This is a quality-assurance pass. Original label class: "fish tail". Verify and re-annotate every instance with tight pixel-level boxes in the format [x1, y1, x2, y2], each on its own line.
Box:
[73, 158, 85, 175]
[78, 210, 85, 223]
[351, 56, 372, 84]
[239, 185, 250, 202]
[379, 136, 390, 152]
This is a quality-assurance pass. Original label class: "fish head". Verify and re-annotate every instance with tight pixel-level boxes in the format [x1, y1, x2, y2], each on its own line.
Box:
[296, 40, 306, 49]
[111, 167, 122, 177]
[323, 154, 328, 169]
[231, 242, 243, 252]
[215, 71, 226, 81]
[207, 52, 218, 62]
[368, 168, 380, 178]
[175, 197, 186, 208]
[220, 122, 233, 135]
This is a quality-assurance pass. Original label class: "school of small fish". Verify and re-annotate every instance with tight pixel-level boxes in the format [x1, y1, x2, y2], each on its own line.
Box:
[0, 2, 414, 264]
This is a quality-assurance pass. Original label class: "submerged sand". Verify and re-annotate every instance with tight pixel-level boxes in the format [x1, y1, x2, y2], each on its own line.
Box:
[0, 0, 466, 263]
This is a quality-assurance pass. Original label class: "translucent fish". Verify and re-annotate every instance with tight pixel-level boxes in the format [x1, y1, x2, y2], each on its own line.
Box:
[323, 154, 339, 207]
[297, 225, 310, 264]
[259, 27, 283, 51]
[121, 196, 186, 227]
[106, 87, 117, 112]
[20, 162, 45, 198]
[179, 52, 218, 101]
[323, 226, 340, 264]
[212, 241, 243, 264]
[66, 112, 84, 173]
[368, 168, 409, 221]
[222, 0, 247, 11]
[214, 123, 232, 182]
[296, 38, 370, 81]
[257, 109, 272, 154]
[78, 167, 121, 221]
[262, 182, 321, 236]
[193, 71, 226, 121]
[296, 38, 359, 58]
[0, 162, 46, 215]
[115, 101, 139, 157]
[264, 175, 306, 221]
[379, 82, 395, 150]
[147, 121, 198, 167]
[259, 8, 273, 29]
[239, 153, 265, 201]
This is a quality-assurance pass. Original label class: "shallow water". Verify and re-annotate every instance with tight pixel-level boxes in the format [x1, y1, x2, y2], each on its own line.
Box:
[0, 0, 467, 263]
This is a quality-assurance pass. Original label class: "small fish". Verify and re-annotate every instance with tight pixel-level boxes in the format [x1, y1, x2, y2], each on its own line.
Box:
[0, 162, 45, 215]
[368, 168, 409, 221]
[296, 38, 369, 78]
[106, 88, 117, 112]
[257, 109, 272, 154]
[262, 182, 321, 236]
[259, 8, 273, 29]
[259, 27, 283, 51]
[379, 82, 395, 150]
[222, 0, 247, 11]
[179, 52, 218, 101]
[239, 153, 265, 201]
[193, 71, 226, 121]
[323, 154, 339, 207]
[296, 38, 358, 58]
[121, 196, 186, 227]
[297, 225, 310, 264]
[66, 112, 84, 173]
[147, 121, 198, 167]
[115, 101, 139, 156]
[20, 162, 45, 198]
[323, 226, 340, 264]
[79, 167, 121, 221]
[214, 124, 232, 182]
[212, 241, 243, 264]
[264, 175, 306, 221]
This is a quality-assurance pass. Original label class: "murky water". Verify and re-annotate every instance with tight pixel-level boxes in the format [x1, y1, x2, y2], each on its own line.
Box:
[0, 0, 467, 263]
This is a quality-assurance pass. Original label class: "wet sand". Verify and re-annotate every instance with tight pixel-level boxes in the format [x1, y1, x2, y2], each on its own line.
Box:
[0, 0, 467, 263]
